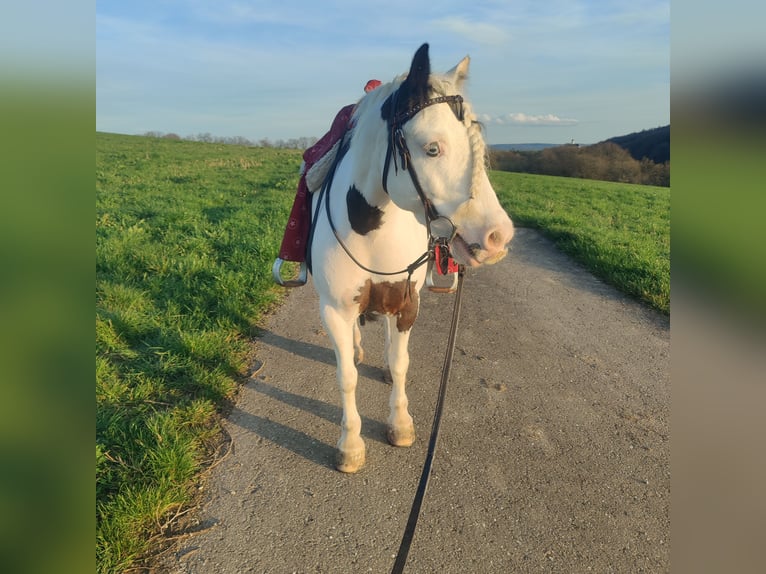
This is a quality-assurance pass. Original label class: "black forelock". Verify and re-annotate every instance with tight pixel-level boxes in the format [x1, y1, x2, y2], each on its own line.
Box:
[380, 43, 432, 127]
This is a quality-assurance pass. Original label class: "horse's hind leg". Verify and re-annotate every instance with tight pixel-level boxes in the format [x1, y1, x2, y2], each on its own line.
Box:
[385, 315, 416, 447]
[321, 302, 365, 473]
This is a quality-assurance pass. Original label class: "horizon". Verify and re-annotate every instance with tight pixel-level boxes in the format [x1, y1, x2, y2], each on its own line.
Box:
[97, 2, 669, 146]
[97, 122, 670, 149]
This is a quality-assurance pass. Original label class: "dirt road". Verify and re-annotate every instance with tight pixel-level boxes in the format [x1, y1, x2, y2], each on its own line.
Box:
[158, 228, 669, 573]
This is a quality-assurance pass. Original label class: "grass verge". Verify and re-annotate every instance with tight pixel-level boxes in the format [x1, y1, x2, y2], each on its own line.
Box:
[96, 133, 302, 573]
[490, 171, 670, 314]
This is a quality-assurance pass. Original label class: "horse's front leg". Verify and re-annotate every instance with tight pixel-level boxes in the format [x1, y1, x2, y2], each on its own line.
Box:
[321, 303, 365, 473]
[385, 315, 416, 447]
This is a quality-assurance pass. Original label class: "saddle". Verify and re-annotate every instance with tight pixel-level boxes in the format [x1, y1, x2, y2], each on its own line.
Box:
[272, 78, 457, 292]
[272, 104, 355, 286]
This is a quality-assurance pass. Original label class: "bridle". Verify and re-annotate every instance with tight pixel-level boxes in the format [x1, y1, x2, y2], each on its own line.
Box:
[310, 88, 468, 289]
[382, 91, 466, 228]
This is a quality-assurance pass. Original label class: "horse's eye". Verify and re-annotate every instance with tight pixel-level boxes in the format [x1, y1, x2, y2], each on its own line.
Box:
[425, 142, 441, 157]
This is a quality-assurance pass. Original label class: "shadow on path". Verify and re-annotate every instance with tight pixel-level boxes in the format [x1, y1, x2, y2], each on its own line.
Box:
[229, 406, 337, 469]
[229, 379, 391, 468]
[256, 328, 392, 384]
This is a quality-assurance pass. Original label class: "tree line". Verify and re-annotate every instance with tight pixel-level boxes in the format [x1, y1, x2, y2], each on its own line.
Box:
[142, 131, 669, 187]
[489, 142, 670, 187]
[143, 131, 319, 150]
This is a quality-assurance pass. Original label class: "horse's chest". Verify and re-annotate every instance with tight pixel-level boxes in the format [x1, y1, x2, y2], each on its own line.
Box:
[354, 279, 419, 332]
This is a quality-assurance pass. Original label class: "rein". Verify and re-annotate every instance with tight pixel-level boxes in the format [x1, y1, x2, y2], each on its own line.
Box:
[381, 91, 469, 574]
[391, 264, 465, 574]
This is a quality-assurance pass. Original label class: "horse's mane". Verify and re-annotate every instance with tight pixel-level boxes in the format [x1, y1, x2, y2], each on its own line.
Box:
[428, 74, 490, 199]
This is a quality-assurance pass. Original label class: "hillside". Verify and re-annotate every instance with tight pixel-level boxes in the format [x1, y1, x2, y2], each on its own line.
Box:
[604, 125, 669, 163]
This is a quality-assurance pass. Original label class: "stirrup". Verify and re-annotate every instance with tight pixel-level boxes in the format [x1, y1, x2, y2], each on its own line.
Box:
[425, 260, 458, 293]
[272, 258, 308, 287]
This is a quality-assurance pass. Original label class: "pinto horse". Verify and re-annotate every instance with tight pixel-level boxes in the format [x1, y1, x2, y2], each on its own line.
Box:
[308, 43, 514, 473]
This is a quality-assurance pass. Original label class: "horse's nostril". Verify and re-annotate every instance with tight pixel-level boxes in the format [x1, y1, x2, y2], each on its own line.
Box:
[486, 229, 506, 249]
[485, 221, 514, 251]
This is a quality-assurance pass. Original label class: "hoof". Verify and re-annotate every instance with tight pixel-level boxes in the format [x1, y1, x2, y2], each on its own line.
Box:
[382, 368, 393, 384]
[335, 448, 365, 473]
[354, 347, 364, 365]
[387, 425, 416, 447]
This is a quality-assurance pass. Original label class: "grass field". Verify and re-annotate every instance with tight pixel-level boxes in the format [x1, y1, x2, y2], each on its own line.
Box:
[96, 133, 669, 573]
[491, 171, 670, 314]
[96, 133, 303, 572]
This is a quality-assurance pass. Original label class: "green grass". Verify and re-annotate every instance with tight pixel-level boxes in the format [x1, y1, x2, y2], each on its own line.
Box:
[490, 171, 670, 314]
[96, 133, 670, 573]
[96, 133, 302, 573]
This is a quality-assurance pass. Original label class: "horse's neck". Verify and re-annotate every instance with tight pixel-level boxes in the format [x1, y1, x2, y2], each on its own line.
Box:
[330, 146, 426, 247]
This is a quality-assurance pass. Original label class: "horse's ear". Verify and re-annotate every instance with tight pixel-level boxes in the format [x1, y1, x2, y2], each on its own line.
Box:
[382, 43, 431, 122]
[447, 56, 470, 90]
[403, 43, 431, 99]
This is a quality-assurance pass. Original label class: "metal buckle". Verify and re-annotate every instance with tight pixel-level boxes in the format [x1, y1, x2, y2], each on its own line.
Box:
[272, 258, 308, 287]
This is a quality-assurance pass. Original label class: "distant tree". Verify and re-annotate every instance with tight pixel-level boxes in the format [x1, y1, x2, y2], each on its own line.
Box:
[639, 158, 670, 187]
[489, 139, 668, 186]
[489, 150, 530, 173]
[141, 131, 331, 151]
[224, 135, 254, 146]
[298, 136, 318, 149]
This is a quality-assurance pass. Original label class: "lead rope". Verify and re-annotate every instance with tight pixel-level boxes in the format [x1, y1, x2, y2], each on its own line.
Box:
[390, 265, 465, 574]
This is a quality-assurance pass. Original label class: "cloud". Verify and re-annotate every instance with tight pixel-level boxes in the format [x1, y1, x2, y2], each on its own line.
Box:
[482, 112, 578, 126]
[432, 16, 510, 46]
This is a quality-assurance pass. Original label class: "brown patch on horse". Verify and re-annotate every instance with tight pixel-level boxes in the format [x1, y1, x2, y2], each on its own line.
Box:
[354, 279, 419, 332]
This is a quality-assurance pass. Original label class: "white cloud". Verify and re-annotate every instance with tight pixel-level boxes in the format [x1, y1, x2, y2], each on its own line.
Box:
[491, 112, 578, 126]
[432, 16, 510, 46]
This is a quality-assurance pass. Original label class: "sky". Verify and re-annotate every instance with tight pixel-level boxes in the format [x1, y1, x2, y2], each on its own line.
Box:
[96, 0, 670, 145]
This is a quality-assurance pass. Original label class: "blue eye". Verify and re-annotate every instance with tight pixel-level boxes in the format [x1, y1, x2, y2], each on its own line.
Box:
[425, 142, 441, 157]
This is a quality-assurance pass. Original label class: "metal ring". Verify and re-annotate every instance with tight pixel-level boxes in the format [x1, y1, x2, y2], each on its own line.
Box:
[428, 215, 457, 242]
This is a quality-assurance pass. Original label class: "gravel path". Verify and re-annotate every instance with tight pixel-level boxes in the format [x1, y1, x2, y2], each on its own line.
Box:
[158, 228, 669, 574]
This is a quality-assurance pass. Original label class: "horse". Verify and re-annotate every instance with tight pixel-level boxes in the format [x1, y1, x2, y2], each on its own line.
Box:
[307, 43, 514, 473]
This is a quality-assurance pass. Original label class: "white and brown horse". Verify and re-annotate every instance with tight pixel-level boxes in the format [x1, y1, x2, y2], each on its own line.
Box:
[308, 43, 514, 472]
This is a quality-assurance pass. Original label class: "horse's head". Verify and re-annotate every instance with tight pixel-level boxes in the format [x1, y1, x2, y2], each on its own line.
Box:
[376, 43, 514, 267]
